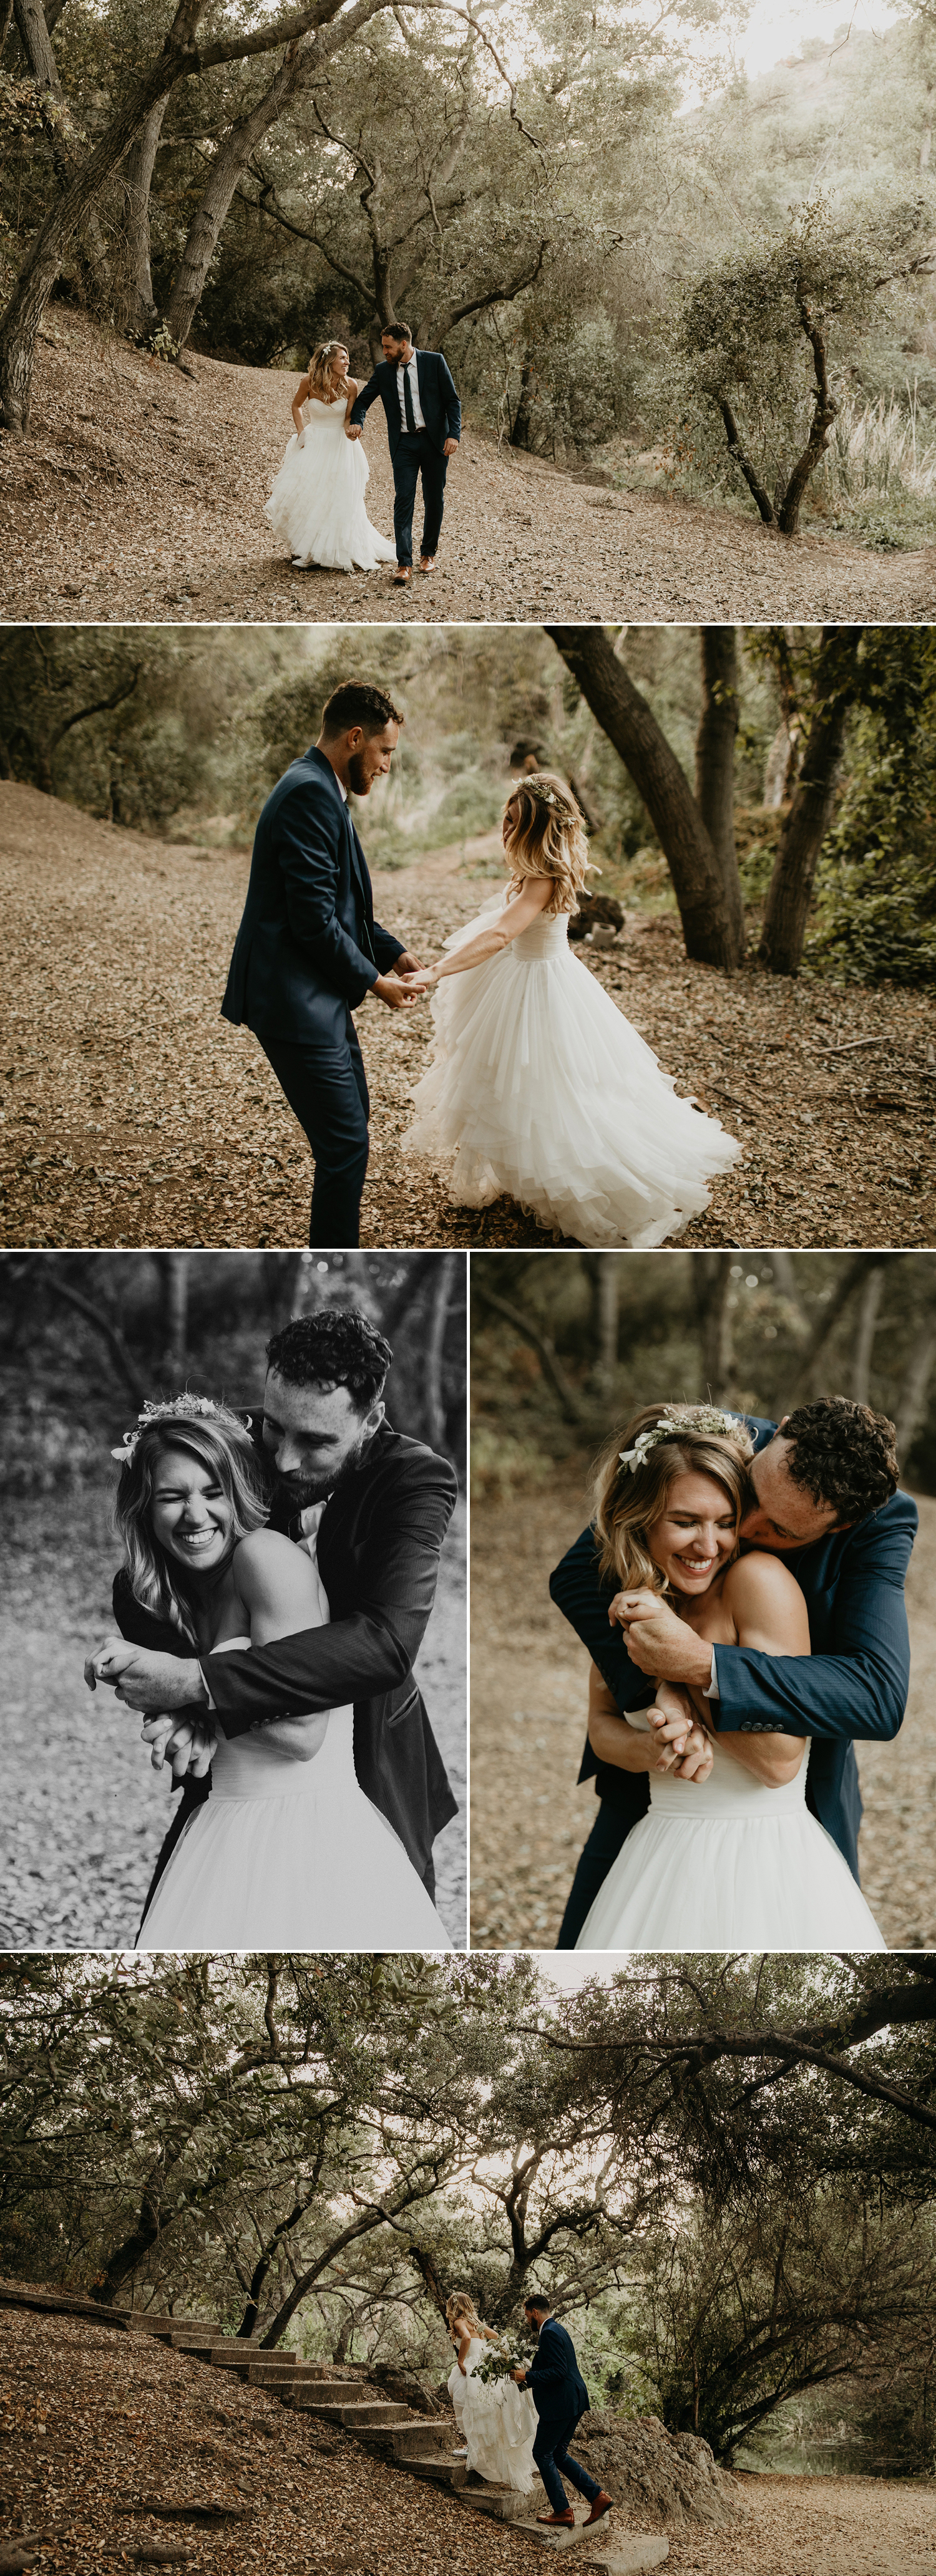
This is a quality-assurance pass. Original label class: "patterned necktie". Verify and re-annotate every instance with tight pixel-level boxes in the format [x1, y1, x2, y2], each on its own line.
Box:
[403, 361, 417, 433]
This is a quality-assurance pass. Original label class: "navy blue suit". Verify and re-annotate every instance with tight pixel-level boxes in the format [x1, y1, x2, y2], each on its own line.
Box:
[349, 351, 461, 566]
[524, 2316, 599, 2516]
[550, 1413, 917, 1948]
[222, 745, 404, 1244]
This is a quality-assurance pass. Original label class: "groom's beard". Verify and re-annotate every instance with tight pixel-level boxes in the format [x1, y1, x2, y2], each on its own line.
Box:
[272, 1428, 377, 1514]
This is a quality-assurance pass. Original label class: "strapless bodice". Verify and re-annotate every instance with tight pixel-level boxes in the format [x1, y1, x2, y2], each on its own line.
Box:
[208, 1615, 351, 1802]
[512, 912, 570, 961]
[645, 1721, 810, 1820]
[301, 397, 352, 435]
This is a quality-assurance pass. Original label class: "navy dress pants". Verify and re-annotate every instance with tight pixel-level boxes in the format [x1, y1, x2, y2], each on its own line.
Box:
[392, 430, 448, 564]
[532, 2413, 602, 2517]
[261, 1016, 369, 1248]
[555, 1800, 632, 1949]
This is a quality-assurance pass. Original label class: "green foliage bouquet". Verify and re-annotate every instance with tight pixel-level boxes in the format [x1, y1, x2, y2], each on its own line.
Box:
[473, 2333, 532, 2386]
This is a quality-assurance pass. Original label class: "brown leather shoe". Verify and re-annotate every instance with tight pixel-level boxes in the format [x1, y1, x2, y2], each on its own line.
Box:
[391, 565, 411, 584]
[584, 2491, 613, 2525]
[535, 2510, 575, 2527]
[419, 555, 436, 572]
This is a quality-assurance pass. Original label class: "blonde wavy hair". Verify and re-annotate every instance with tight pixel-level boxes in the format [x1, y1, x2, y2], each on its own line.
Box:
[446, 2291, 502, 2347]
[592, 1403, 755, 1595]
[307, 339, 351, 400]
[503, 771, 595, 918]
[114, 1407, 269, 1642]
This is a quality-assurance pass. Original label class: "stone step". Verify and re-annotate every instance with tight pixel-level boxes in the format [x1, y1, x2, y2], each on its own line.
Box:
[296, 2400, 414, 2431]
[282, 2383, 376, 2412]
[400, 2454, 469, 2489]
[384, 2425, 452, 2461]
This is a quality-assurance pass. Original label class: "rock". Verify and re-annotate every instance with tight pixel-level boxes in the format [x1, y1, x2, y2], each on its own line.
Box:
[515, 2520, 668, 2568]
[578, 2414, 746, 2529]
[568, 893, 626, 943]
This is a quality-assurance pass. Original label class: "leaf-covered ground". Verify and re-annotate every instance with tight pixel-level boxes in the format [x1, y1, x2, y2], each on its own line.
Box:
[0, 1491, 466, 1952]
[2, 2303, 935, 2576]
[469, 1476, 936, 1952]
[2, 312, 935, 624]
[2, 784, 934, 1254]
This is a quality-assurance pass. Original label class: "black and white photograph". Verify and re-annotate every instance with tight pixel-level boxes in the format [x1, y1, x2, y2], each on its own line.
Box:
[0, 1249, 467, 1950]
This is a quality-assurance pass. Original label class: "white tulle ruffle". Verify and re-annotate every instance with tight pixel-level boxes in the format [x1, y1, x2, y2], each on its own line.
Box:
[264, 396, 396, 571]
[401, 894, 743, 1247]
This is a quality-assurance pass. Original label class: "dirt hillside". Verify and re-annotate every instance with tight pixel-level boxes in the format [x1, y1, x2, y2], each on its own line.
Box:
[2, 312, 934, 625]
[2, 783, 934, 1254]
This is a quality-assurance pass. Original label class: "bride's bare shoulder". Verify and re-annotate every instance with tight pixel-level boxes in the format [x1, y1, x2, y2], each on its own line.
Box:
[723, 1549, 810, 1637]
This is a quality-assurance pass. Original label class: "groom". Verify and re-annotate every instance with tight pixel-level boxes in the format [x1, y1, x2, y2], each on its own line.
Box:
[222, 679, 425, 1249]
[512, 2295, 612, 2530]
[551, 1396, 917, 1948]
[85, 1307, 459, 1917]
[346, 322, 460, 586]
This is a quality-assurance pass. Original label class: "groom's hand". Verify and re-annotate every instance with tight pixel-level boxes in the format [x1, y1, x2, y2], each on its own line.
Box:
[84, 1637, 209, 1712]
[609, 1591, 715, 1690]
[394, 950, 424, 977]
[443, 437, 459, 457]
[345, 423, 363, 440]
[373, 971, 421, 1010]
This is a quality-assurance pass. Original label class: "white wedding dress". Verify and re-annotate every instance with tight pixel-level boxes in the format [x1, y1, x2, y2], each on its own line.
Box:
[264, 395, 397, 571]
[134, 1548, 449, 1950]
[448, 2339, 539, 2491]
[401, 894, 741, 1245]
[576, 1718, 887, 1950]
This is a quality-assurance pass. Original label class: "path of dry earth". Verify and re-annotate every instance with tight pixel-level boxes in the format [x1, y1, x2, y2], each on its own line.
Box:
[469, 1475, 936, 1952]
[2, 2304, 936, 2576]
[2, 313, 934, 625]
[0, 1490, 466, 1952]
[2, 783, 934, 1254]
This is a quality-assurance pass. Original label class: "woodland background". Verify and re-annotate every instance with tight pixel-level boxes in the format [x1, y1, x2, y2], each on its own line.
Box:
[2, 619, 935, 986]
[0, 1248, 467, 1948]
[1, 1950, 935, 2483]
[1, 0, 935, 549]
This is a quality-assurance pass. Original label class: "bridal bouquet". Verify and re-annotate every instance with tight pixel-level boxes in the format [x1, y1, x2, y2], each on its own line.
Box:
[474, 2333, 530, 2386]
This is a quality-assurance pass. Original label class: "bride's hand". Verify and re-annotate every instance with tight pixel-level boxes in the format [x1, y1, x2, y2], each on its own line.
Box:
[399, 966, 437, 991]
[143, 1713, 217, 1780]
[608, 1587, 661, 1630]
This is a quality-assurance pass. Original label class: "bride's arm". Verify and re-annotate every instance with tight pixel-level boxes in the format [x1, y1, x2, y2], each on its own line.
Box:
[587, 1663, 713, 1778]
[291, 372, 312, 435]
[711, 1556, 811, 1784]
[403, 876, 553, 986]
[227, 1532, 331, 1762]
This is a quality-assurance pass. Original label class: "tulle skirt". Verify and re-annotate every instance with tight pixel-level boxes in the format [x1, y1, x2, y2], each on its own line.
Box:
[265, 407, 396, 571]
[402, 928, 742, 1247]
[577, 1765, 887, 1952]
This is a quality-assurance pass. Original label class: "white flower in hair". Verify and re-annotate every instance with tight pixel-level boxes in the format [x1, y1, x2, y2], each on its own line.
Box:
[111, 1394, 219, 1466]
[619, 1404, 746, 1471]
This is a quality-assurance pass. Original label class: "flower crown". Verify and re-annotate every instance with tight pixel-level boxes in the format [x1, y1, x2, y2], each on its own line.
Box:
[618, 1405, 748, 1473]
[521, 773, 566, 811]
[111, 1395, 220, 1467]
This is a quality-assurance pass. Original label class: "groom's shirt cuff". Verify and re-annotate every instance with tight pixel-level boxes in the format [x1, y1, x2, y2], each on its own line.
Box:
[703, 1649, 719, 1701]
[198, 1665, 216, 1713]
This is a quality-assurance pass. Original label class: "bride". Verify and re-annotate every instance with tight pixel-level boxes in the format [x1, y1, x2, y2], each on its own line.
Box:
[446, 2293, 538, 2489]
[400, 773, 741, 1246]
[575, 1405, 886, 1950]
[264, 339, 396, 573]
[87, 1397, 449, 1948]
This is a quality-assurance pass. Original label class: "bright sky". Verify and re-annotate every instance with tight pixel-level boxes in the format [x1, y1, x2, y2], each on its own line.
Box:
[738, 0, 899, 79]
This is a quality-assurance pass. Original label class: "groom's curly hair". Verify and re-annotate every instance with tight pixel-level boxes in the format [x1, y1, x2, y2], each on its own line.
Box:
[783, 1397, 899, 1523]
[321, 681, 404, 737]
[266, 1308, 392, 1410]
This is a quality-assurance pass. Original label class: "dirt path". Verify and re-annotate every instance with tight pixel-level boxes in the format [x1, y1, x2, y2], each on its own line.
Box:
[0, 1491, 466, 1951]
[469, 1476, 936, 1951]
[5, 2303, 935, 2576]
[2, 782, 934, 1253]
[2, 313, 934, 624]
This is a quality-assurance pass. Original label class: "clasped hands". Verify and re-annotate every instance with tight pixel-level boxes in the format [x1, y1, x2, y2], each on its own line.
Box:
[608, 1587, 716, 1781]
[84, 1637, 217, 1781]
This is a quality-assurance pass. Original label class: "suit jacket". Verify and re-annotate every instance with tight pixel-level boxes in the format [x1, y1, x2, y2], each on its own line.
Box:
[548, 1414, 917, 1882]
[114, 1420, 459, 1893]
[349, 351, 461, 462]
[527, 2317, 590, 2431]
[221, 745, 404, 1045]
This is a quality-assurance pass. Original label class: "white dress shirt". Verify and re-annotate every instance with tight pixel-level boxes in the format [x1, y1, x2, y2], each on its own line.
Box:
[396, 351, 426, 432]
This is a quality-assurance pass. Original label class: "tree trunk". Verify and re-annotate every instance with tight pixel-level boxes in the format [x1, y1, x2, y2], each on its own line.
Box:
[422, 1252, 455, 1454]
[163, 46, 304, 351]
[763, 722, 796, 808]
[852, 1264, 885, 1404]
[718, 397, 776, 525]
[777, 305, 837, 536]
[510, 358, 535, 449]
[787, 1254, 895, 1403]
[895, 1308, 936, 1470]
[547, 626, 745, 970]
[597, 1258, 619, 1403]
[119, 97, 167, 334]
[162, 1251, 189, 1373]
[759, 628, 858, 976]
[695, 628, 744, 961]
[693, 1252, 734, 1403]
